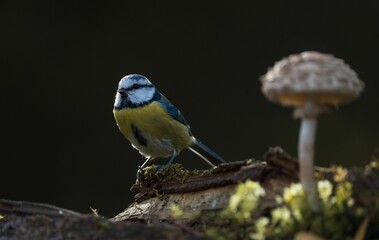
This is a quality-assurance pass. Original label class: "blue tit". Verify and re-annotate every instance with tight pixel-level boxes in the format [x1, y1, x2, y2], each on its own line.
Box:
[113, 74, 225, 180]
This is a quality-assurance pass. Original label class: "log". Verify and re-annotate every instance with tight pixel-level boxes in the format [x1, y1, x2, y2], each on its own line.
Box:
[1, 147, 378, 239]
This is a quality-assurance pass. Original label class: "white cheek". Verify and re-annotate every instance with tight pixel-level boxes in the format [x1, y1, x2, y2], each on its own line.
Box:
[114, 93, 122, 108]
[128, 88, 155, 104]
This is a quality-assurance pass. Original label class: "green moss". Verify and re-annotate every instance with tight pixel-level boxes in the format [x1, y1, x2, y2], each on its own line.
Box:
[139, 163, 212, 184]
[139, 159, 258, 184]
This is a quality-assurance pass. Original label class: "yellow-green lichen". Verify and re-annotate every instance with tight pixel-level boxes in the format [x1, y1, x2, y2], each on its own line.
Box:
[206, 180, 266, 239]
[226, 180, 265, 224]
[170, 204, 201, 221]
[252, 217, 269, 240]
[200, 166, 379, 240]
[170, 204, 185, 218]
[266, 179, 365, 239]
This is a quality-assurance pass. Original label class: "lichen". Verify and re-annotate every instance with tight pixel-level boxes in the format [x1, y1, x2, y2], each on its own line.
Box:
[266, 180, 360, 239]
[206, 180, 266, 239]
[170, 204, 201, 221]
[170, 204, 185, 218]
[225, 180, 265, 224]
[195, 165, 379, 240]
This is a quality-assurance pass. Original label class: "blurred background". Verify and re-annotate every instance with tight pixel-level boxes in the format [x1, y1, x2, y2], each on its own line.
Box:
[1, 1, 378, 217]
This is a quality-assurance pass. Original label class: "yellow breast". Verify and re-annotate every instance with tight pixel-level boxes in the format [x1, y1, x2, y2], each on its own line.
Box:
[113, 102, 193, 157]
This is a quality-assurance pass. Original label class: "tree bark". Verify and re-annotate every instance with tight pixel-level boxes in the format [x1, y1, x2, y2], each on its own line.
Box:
[1, 147, 378, 239]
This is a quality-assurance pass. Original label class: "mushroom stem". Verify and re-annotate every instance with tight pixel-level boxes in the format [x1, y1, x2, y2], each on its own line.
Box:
[298, 117, 320, 211]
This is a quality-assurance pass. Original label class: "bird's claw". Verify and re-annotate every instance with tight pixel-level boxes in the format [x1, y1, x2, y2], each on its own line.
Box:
[136, 164, 167, 183]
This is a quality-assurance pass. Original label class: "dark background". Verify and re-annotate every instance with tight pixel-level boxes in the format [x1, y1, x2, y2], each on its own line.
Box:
[1, 1, 378, 217]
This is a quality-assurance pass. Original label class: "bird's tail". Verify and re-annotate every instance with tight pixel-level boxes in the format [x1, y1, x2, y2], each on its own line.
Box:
[188, 138, 226, 167]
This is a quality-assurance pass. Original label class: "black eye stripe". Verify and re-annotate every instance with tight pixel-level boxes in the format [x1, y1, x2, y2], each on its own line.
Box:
[123, 84, 153, 92]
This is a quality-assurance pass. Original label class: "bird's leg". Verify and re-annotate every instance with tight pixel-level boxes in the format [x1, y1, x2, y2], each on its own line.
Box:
[136, 157, 153, 182]
[156, 150, 177, 173]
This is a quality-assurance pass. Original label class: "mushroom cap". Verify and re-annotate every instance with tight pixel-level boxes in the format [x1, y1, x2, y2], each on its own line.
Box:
[261, 51, 365, 107]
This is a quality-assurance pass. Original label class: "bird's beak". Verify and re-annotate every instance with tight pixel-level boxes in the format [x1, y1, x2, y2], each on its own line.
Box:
[117, 89, 127, 95]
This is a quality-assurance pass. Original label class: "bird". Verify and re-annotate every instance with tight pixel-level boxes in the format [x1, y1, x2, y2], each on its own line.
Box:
[113, 74, 226, 181]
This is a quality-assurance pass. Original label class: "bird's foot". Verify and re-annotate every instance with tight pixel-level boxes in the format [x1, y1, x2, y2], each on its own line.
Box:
[136, 164, 169, 183]
[136, 166, 143, 183]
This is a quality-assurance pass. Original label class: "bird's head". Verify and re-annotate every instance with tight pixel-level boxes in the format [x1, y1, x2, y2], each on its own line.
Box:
[114, 74, 158, 109]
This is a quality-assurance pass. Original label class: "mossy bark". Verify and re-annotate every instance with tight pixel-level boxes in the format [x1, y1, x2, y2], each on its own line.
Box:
[1, 147, 378, 239]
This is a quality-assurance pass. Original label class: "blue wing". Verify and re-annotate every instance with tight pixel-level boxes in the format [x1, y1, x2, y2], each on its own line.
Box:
[155, 92, 190, 127]
[154, 92, 226, 165]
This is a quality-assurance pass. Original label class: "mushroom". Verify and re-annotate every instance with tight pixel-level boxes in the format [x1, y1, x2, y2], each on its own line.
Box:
[260, 51, 365, 211]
